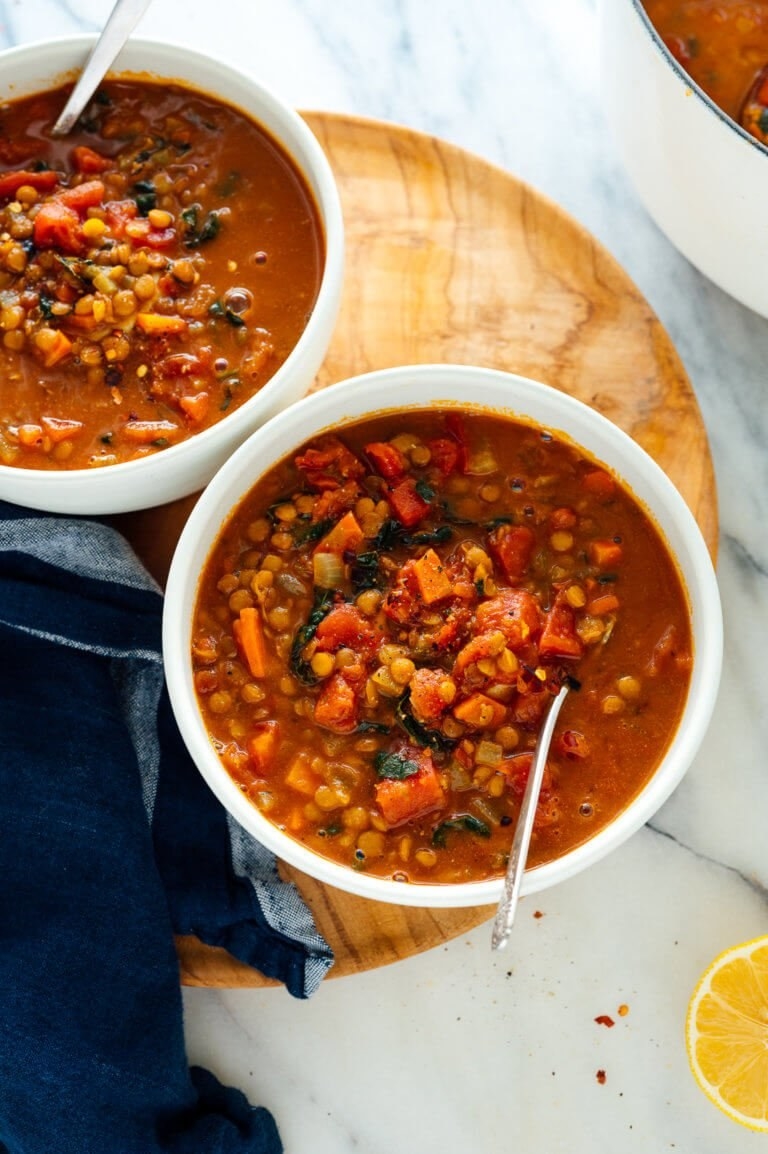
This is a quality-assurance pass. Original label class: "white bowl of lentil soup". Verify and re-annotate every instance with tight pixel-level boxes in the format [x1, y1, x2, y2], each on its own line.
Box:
[163, 364, 722, 907]
[0, 37, 343, 513]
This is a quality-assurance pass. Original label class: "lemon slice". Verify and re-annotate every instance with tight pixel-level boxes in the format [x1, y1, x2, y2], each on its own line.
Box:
[686, 935, 768, 1131]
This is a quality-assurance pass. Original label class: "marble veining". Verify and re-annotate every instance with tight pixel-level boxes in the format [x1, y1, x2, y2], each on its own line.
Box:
[4, 1, 768, 1150]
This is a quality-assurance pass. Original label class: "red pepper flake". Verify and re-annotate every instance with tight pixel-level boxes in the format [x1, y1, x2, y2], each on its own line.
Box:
[533, 910, 544, 919]
[595, 1015, 615, 1028]
[596, 1069, 607, 1085]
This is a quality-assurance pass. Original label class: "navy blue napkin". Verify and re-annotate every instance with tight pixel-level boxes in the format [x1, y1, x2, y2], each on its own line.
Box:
[0, 501, 333, 1154]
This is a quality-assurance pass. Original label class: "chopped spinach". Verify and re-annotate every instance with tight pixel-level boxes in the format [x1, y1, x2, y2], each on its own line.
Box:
[374, 750, 420, 780]
[355, 720, 391, 735]
[414, 477, 436, 502]
[289, 588, 335, 685]
[350, 550, 381, 592]
[38, 294, 54, 320]
[395, 691, 456, 754]
[132, 179, 156, 216]
[403, 524, 453, 547]
[432, 814, 491, 847]
[182, 204, 222, 247]
[291, 517, 332, 547]
[209, 298, 246, 327]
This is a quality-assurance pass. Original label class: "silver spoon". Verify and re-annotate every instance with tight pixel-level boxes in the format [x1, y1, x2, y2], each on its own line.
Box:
[51, 0, 153, 136]
[491, 680, 570, 950]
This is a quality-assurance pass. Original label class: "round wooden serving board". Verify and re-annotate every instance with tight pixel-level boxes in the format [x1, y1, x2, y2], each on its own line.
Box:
[117, 113, 718, 988]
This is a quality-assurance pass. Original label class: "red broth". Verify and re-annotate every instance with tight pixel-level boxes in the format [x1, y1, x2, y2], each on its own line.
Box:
[643, 1, 768, 140]
[192, 408, 693, 887]
[0, 79, 323, 470]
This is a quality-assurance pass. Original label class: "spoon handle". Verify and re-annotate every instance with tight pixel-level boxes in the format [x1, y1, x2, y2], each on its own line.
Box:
[51, 0, 154, 136]
[491, 682, 570, 951]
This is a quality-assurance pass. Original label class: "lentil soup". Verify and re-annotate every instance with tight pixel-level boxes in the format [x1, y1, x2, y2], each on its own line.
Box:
[642, 1, 768, 143]
[192, 408, 693, 887]
[0, 78, 324, 470]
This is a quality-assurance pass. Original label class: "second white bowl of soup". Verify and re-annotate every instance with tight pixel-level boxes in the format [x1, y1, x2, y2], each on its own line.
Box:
[164, 364, 722, 907]
[0, 36, 343, 513]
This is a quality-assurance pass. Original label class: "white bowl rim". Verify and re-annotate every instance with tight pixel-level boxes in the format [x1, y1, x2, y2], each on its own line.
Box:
[0, 34, 345, 500]
[163, 363, 723, 908]
[626, 0, 768, 159]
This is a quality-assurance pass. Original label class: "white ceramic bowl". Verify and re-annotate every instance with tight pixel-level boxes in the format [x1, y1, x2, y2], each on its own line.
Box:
[163, 364, 723, 908]
[0, 36, 343, 514]
[599, 0, 768, 317]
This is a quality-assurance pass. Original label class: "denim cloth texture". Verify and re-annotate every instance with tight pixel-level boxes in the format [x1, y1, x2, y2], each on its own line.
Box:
[0, 502, 333, 1153]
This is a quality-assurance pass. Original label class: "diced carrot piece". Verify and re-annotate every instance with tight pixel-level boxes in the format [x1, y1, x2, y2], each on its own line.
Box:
[452, 692, 507, 730]
[375, 750, 445, 827]
[41, 416, 84, 443]
[313, 672, 359, 733]
[285, 753, 321, 796]
[246, 721, 280, 775]
[588, 539, 623, 568]
[0, 168, 60, 198]
[314, 510, 365, 555]
[58, 179, 105, 212]
[233, 606, 268, 678]
[122, 419, 180, 444]
[412, 547, 453, 604]
[364, 441, 407, 480]
[40, 329, 73, 368]
[582, 469, 616, 502]
[487, 523, 535, 582]
[71, 146, 111, 174]
[135, 312, 188, 335]
[178, 391, 210, 423]
[388, 477, 431, 528]
[585, 593, 620, 615]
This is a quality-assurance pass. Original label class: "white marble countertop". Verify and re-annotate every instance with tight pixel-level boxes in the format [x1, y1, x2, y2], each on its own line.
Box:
[5, 0, 767, 1149]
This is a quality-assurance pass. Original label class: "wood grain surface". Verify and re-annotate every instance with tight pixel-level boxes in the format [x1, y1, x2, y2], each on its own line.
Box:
[115, 113, 718, 988]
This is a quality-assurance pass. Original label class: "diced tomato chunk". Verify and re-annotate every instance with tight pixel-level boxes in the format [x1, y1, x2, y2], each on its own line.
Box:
[475, 589, 542, 649]
[388, 477, 431, 529]
[444, 412, 469, 472]
[71, 145, 111, 174]
[58, 179, 105, 212]
[0, 168, 59, 199]
[487, 523, 535, 582]
[539, 591, 583, 660]
[365, 440, 407, 480]
[311, 481, 360, 523]
[314, 603, 378, 656]
[426, 437, 459, 475]
[295, 436, 365, 490]
[375, 749, 445, 827]
[409, 668, 453, 725]
[313, 672, 359, 733]
[32, 201, 83, 253]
